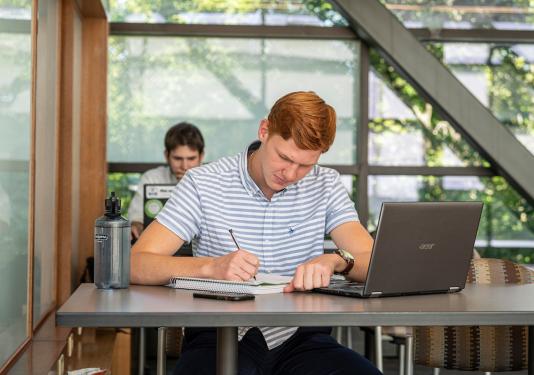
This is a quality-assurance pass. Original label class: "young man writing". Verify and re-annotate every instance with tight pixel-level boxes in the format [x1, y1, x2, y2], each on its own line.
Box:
[128, 122, 205, 239]
[131, 92, 379, 375]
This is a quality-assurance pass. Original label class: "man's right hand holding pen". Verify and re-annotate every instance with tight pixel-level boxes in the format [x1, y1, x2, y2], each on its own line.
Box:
[202, 248, 259, 282]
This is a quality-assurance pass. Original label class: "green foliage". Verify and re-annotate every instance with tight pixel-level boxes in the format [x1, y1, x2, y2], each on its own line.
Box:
[370, 48, 487, 168]
[381, 0, 534, 29]
[488, 47, 534, 132]
[0, 0, 31, 8]
[107, 0, 334, 23]
[107, 173, 141, 216]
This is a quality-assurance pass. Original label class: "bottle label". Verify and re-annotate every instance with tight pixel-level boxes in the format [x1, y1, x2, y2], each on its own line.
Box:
[95, 233, 109, 242]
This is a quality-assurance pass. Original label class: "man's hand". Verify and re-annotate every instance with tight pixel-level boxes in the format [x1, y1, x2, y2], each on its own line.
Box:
[207, 249, 260, 281]
[284, 254, 342, 292]
[131, 221, 144, 239]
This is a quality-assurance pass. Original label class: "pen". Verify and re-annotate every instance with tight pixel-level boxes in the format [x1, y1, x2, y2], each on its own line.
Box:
[229, 229, 256, 280]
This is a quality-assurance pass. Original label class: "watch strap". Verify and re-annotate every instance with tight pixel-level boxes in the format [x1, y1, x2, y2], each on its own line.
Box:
[334, 249, 354, 275]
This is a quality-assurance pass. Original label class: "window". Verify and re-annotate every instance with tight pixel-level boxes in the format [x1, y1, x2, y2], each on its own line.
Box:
[0, 0, 32, 364]
[368, 175, 534, 263]
[108, 35, 360, 214]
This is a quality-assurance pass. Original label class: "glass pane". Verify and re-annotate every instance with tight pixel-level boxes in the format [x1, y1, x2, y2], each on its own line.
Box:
[108, 36, 359, 165]
[368, 51, 485, 166]
[368, 175, 534, 264]
[441, 42, 534, 156]
[33, 0, 59, 325]
[0, 0, 32, 365]
[383, 0, 534, 31]
[107, 0, 348, 26]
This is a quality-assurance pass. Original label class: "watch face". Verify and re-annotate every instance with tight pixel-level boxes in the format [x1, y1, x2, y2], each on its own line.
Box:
[338, 249, 354, 261]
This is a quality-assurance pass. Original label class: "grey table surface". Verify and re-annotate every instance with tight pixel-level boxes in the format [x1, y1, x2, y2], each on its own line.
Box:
[56, 283, 534, 328]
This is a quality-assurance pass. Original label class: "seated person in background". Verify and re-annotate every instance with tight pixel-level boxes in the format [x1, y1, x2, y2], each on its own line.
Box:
[128, 122, 205, 239]
[131, 91, 380, 375]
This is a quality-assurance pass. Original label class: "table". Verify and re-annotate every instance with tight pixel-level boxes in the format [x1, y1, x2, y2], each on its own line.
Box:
[57, 283, 534, 375]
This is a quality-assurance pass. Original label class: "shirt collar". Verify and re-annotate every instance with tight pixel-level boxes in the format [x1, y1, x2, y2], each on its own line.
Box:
[239, 141, 263, 198]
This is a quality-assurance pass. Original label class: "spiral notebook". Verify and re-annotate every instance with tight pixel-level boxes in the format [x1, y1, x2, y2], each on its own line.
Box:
[167, 273, 292, 295]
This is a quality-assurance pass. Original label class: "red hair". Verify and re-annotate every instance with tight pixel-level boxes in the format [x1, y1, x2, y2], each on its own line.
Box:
[267, 91, 336, 152]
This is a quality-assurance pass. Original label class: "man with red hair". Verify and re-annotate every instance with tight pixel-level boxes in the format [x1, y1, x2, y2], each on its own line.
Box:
[131, 91, 379, 375]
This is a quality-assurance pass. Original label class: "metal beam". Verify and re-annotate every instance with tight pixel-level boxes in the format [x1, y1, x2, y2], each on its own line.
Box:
[410, 28, 534, 44]
[107, 162, 359, 175]
[368, 166, 495, 177]
[110, 23, 356, 39]
[332, 0, 534, 205]
[110, 22, 534, 44]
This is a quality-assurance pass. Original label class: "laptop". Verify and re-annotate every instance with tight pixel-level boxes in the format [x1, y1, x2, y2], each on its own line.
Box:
[143, 183, 176, 227]
[143, 183, 193, 256]
[314, 201, 483, 298]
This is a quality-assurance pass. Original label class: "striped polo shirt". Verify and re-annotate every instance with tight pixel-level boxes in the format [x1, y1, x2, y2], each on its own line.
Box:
[157, 141, 359, 349]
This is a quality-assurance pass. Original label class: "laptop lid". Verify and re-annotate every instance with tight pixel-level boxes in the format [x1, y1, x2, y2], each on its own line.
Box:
[143, 183, 175, 228]
[362, 201, 483, 297]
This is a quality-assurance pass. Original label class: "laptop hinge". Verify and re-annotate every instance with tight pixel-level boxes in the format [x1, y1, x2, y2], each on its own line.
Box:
[370, 292, 383, 297]
[448, 286, 461, 293]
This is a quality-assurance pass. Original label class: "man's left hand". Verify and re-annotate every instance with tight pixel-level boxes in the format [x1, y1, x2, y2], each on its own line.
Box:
[284, 254, 341, 292]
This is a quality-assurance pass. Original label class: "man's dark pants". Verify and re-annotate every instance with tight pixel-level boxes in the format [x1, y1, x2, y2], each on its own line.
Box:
[173, 327, 383, 375]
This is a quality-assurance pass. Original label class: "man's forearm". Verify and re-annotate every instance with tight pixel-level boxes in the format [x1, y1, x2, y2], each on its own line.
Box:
[347, 250, 372, 283]
[130, 252, 213, 285]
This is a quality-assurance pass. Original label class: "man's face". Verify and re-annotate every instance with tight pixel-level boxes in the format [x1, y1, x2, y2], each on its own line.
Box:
[258, 121, 321, 193]
[165, 145, 203, 180]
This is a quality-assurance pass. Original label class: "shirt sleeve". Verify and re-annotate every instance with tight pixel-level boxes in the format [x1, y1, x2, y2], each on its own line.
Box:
[156, 172, 202, 243]
[325, 172, 359, 234]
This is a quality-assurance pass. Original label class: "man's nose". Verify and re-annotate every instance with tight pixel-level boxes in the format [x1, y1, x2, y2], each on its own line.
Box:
[283, 164, 298, 182]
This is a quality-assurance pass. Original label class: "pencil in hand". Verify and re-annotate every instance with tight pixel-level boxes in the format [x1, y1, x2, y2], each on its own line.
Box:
[228, 229, 257, 280]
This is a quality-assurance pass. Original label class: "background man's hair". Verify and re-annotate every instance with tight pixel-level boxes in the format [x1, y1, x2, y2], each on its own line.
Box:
[164, 122, 205, 154]
[267, 91, 336, 153]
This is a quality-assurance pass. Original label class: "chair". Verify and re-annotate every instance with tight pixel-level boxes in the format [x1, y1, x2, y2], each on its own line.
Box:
[365, 249, 483, 374]
[414, 258, 534, 372]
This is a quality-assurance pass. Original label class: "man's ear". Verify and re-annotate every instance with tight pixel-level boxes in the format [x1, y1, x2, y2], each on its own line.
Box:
[258, 119, 269, 142]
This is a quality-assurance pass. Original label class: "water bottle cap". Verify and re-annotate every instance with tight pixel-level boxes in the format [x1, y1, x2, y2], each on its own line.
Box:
[105, 192, 122, 218]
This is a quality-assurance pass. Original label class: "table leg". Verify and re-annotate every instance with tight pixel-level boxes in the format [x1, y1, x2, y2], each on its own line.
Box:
[217, 327, 238, 375]
[374, 326, 383, 371]
[404, 334, 414, 375]
[529, 326, 533, 375]
[157, 327, 167, 375]
[138, 328, 146, 375]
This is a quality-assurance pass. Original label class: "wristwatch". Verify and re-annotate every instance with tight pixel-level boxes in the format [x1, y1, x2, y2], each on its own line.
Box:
[334, 249, 355, 275]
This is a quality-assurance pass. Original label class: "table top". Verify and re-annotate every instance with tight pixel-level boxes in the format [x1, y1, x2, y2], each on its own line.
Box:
[56, 283, 534, 328]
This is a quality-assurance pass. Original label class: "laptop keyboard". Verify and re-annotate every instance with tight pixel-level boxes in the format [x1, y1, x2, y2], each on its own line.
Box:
[327, 280, 364, 292]
[313, 279, 366, 297]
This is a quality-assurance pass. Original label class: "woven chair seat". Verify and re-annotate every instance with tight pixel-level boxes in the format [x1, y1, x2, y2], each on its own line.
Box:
[414, 258, 534, 372]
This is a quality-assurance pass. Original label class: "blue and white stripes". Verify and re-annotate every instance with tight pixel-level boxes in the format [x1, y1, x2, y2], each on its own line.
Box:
[157, 141, 359, 349]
